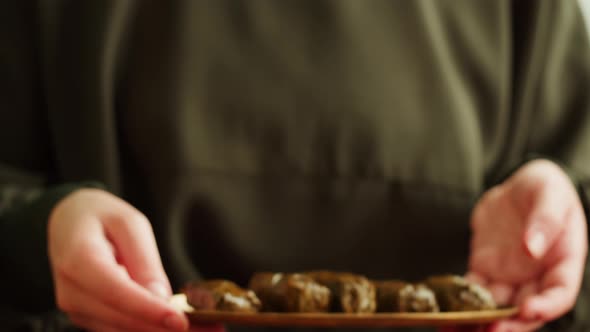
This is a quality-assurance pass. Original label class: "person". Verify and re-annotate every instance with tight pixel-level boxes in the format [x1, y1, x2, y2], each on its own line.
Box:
[0, 0, 589, 331]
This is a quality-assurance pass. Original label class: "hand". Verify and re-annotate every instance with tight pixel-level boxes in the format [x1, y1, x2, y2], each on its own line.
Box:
[48, 188, 221, 331]
[465, 159, 587, 332]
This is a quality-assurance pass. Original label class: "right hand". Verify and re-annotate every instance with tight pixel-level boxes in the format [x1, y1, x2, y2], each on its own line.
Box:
[48, 188, 200, 332]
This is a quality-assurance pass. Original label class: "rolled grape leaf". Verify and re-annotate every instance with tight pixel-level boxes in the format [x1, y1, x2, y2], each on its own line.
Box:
[374, 280, 439, 313]
[306, 271, 376, 313]
[248, 272, 331, 312]
[182, 280, 261, 312]
[425, 275, 496, 311]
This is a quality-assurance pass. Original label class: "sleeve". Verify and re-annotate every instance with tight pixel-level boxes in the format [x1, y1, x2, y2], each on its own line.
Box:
[0, 170, 101, 314]
[0, 308, 82, 332]
[0, 1, 105, 320]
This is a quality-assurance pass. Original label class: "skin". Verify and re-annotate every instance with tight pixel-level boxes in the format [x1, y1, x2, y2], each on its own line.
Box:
[48, 159, 586, 331]
[442, 159, 588, 332]
[48, 189, 223, 332]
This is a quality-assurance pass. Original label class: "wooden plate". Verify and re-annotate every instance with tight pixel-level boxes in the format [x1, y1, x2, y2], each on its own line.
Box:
[170, 294, 518, 328]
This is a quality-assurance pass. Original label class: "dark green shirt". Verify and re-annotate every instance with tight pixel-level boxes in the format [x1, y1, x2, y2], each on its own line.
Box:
[1, 1, 589, 331]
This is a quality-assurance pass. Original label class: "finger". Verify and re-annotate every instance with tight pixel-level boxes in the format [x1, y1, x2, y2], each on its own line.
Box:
[512, 281, 538, 307]
[69, 314, 180, 332]
[515, 180, 570, 259]
[102, 209, 172, 298]
[520, 258, 582, 321]
[69, 313, 180, 332]
[487, 282, 514, 307]
[465, 272, 488, 287]
[72, 315, 225, 332]
[54, 234, 188, 331]
[56, 274, 185, 332]
[465, 273, 514, 307]
[489, 319, 543, 332]
[520, 209, 586, 321]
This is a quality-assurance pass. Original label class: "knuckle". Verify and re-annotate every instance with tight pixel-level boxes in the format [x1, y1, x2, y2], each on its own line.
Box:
[130, 212, 152, 230]
[471, 186, 504, 229]
[114, 211, 153, 233]
[529, 159, 561, 172]
[479, 186, 502, 206]
[487, 185, 504, 200]
[520, 160, 567, 185]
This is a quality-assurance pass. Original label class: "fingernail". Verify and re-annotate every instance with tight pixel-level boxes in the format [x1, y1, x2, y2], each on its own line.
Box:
[526, 231, 546, 258]
[148, 281, 171, 299]
[164, 313, 188, 331]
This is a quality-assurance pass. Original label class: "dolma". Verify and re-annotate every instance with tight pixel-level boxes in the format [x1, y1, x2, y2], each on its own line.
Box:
[182, 280, 261, 312]
[248, 272, 331, 312]
[374, 280, 439, 313]
[306, 271, 376, 313]
[425, 275, 496, 311]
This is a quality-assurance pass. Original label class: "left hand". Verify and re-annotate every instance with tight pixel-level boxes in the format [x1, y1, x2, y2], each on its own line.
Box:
[458, 159, 587, 332]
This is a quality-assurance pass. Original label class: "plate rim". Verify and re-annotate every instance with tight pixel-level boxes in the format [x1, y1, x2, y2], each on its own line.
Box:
[171, 292, 519, 328]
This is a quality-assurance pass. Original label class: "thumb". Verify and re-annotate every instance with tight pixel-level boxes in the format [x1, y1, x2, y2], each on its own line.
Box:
[519, 181, 570, 259]
[103, 208, 172, 299]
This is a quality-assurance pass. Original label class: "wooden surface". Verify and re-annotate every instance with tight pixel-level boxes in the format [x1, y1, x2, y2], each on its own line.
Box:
[171, 294, 518, 328]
